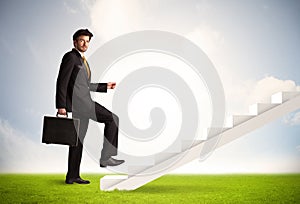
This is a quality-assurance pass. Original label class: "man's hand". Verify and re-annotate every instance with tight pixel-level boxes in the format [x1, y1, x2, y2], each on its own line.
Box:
[57, 108, 67, 116]
[107, 82, 116, 89]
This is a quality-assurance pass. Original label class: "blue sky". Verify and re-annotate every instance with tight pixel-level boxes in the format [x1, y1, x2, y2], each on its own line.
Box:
[0, 0, 299, 173]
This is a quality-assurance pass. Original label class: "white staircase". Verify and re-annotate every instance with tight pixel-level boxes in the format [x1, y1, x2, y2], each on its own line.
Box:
[100, 91, 300, 191]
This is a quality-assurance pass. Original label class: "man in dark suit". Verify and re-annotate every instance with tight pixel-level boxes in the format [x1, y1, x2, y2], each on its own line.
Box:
[56, 29, 124, 184]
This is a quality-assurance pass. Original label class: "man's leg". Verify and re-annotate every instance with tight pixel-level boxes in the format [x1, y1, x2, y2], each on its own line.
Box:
[91, 102, 119, 160]
[66, 115, 89, 180]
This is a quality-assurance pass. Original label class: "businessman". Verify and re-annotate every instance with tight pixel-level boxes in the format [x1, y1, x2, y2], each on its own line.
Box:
[56, 29, 124, 184]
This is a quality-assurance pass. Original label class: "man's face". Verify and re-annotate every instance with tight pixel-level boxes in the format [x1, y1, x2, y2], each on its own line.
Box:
[74, 35, 90, 52]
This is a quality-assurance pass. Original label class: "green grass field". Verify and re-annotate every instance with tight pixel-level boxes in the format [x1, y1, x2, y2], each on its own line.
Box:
[0, 174, 299, 203]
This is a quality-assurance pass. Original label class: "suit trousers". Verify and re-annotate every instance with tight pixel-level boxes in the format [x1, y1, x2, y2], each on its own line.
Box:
[66, 102, 119, 179]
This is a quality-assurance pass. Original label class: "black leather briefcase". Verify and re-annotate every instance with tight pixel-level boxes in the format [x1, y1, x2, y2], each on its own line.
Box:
[42, 115, 80, 146]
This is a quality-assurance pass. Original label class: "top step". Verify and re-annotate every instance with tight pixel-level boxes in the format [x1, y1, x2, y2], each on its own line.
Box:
[271, 91, 300, 104]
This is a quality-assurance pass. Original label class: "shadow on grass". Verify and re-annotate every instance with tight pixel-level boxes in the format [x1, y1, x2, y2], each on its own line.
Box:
[131, 184, 223, 194]
[47, 179, 66, 185]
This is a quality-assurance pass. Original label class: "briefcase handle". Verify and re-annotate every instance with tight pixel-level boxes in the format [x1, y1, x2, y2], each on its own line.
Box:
[56, 112, 68, 118]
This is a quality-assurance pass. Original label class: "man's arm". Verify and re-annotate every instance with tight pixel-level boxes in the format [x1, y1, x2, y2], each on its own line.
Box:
[56, 53, 74, 114]
[89, 82, 116, 92]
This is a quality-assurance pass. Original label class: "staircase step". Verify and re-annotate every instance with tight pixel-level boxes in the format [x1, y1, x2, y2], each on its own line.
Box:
[249, 103, 279, 115]
[123, 156, 155, 166]
[271, 91, 300, 103]
[100, 142, 206, 191]
[100, 175, 128, 191]
[154, 152, 179, 164]
[199, 128, 230, 160]
[181, 140, 203, 151]
[105, 155, 155, 175]
[206, 127, 231, 138]
[133, 149, 198, 177]
[127, 165, 154, 176]
[232, 115, 255, 126]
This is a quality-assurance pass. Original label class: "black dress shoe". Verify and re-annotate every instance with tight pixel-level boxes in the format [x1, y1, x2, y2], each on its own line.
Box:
[100, 157, 125, 167]
[65, 177, 90, 184]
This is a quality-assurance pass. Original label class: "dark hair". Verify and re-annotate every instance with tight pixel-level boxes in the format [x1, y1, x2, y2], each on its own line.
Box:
[73, 29, 93, 41]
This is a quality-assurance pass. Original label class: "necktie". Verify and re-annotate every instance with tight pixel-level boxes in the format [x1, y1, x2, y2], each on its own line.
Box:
[82, 56, 91, 79]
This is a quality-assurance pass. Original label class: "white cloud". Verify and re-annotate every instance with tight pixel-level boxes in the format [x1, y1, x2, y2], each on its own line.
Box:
[0, 118, 107, 173]
[0, 119, 65, 172]
[247, 76, 300, 104]
[63, 1, 78, 14]
[186, 25, 225, 56]
[283, 111, 300, 126]
[183, 24, 300, 121]
[297, 145, 300, 152]
[184, 27, 299, 119]
[86, 0, 144, 42]
[225, 76, 300, 116]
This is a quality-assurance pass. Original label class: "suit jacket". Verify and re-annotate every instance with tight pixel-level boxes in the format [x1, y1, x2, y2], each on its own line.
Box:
[56, 48, 107, 114]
